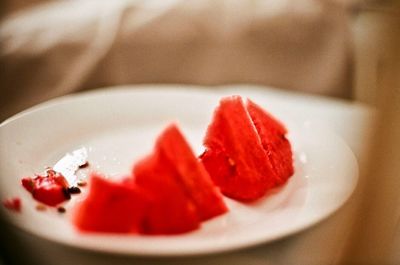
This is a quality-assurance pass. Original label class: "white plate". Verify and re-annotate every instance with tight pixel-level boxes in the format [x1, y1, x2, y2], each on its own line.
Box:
[0, 85, 358, 256]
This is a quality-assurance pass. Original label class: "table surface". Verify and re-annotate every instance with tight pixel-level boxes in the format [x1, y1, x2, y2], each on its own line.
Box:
[0, 85, 376, 265]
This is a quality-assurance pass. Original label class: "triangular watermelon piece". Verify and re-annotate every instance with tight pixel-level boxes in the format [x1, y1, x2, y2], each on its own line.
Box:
[200, 96, 277, 201]
[200, 96, 294, 201]
[246, 99, 294, 185]
[154, 124, 227, 221]
[134, 154, 200, 234]
[133, 124, 227, 234]
[73, 173, 149, 233]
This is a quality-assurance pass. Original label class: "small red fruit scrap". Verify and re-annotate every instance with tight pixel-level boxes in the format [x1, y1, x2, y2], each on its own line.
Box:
[200, 96, 294, 201]
[2, 197, 21, 212]
[21, 169, 71, 207]
[73, 124, 227, 235]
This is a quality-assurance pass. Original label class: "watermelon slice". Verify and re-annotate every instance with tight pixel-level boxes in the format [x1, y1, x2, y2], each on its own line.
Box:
[134, 155, 200, 234]
[200, 96, 294, 201]
[200, 96, 276, 201]
[133, 124, 227, 234]
[246, 99, 294, 185]
[73, 173, 149, 234]
[153, 124, 227, 221]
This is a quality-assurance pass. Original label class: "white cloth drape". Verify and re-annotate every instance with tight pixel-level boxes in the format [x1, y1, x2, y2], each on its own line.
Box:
[0, 0, 353, 121]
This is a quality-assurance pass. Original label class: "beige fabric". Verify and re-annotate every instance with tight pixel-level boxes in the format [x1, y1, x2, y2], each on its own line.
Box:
[0, 0, 352, 121]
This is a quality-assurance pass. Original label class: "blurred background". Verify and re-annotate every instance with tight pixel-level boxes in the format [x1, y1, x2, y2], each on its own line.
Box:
[1, 0, 399, 264]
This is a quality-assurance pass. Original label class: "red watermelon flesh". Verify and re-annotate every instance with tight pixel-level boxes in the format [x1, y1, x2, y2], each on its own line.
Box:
[21, 169, 70, 207]
[134, 154, 200, 234]
[73, 173, 149, 234]
[201, 96, 277, 201]
[246, 99, 294, 185]
[154, 124, 227, 221]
